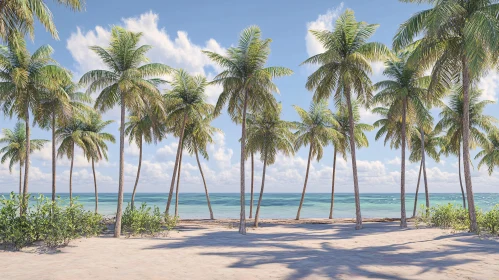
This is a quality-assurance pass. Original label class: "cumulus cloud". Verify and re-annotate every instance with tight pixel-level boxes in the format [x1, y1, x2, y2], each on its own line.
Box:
[305, 3, 344, 57]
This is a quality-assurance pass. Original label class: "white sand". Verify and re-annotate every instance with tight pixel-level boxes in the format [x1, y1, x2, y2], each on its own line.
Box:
[2, 221, 499, 279]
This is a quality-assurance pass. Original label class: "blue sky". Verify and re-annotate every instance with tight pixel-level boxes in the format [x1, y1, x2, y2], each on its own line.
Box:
[2, 0, 499, 194]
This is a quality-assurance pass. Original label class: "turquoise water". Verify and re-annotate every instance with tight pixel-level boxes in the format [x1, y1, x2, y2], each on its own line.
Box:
[8, 193, 498, 219]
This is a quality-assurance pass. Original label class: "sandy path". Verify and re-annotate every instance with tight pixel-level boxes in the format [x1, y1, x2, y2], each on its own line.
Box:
[1, 222, 498, 279]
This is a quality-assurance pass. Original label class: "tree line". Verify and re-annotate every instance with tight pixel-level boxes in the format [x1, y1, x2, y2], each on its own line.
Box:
[1, 0, 499, 237]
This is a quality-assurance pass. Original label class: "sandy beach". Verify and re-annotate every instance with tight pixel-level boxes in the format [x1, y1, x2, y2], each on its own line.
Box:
[2, 220, 499, 280]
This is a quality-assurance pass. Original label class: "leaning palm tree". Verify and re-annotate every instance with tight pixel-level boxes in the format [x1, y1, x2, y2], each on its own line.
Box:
[394, 0, 499, 232]
[82, 113, 115, 213]
[293, 101, 340, 220]
[329, 102, 372, 219]
[183, 115, 220, 220]
[0, 122, 47, 195]
[302, 10, 391, 229]
[163, 69, 213, 216]
[437, 88, 497, 209]
[372, 50, 436, 227]
[203, 26, 293, 234]
[35, 83, 92, 201]
[125, 105, 165, 209]
[79, 26, 171, 237]
[246, 105, 295, 227]
[409, 124, 442, 217]
[0, 32, 71, 209]
[0, 0, 84, 41]
[476, 131, 499, 176]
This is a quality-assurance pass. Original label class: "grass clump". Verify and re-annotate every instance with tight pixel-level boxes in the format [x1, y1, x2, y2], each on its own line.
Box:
[121, 202, 177, 237]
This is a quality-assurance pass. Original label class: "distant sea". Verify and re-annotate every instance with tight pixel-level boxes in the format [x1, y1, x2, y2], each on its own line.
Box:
[5, 193, 498, 219]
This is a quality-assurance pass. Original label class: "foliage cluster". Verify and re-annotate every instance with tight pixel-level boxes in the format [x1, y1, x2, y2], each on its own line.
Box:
[121, 203, 177, 236]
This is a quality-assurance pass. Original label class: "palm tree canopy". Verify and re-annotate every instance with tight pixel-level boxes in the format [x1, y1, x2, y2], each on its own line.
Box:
[436, 87, 497, 155]
[0, 122, 48, 171]
[373, 106, 419, 150]
[0, 0, 84, 41]
[79, 26, 171, 115]
[82, 112, 116, 162]
[394, 0, 499, 89]
[183, 115, 222, 160]
[475, 131, 499, 175]
[203, 25, 293, 122]
[334, 101, 373, 159]
[409, 124, 443, 163]
[293, 101, 342, 161]
[246, 104, 296, 165]
[302, 9, 392, 107]
[125, 103, 166, 147]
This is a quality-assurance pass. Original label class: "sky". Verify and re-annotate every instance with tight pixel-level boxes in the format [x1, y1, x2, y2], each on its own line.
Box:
[1, 0, 499, 194]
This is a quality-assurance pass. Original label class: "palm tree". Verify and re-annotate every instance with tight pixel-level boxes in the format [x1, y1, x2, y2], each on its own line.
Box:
[0, 122, 47, 195]
[476, 131, 499, 176]
[372, 51, 435, 227]
[246, 105, 295, 227]
[437, 88, 497, 210]
[0, 33, 70, 209]
[302, 10, 390, 229]
[163, 69, 213, 216]
[35, 83, 92, 201]
[82, 113, 115, 213]
[203, 26, 292, 234]
[329, 102, 372, 219]
[55, 117, 86, 203]
[293, 101, 340, 220]
[183, 116, 220, 220]
[125, 106, 165, 209]
[79, 26, 171, 237]
[0, 0, 84, 40]
[394, 0, 499, 232]
[409, 124, 442, 217]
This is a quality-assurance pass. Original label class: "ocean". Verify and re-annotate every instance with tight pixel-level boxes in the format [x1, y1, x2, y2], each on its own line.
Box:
[8, 192, 498, 219]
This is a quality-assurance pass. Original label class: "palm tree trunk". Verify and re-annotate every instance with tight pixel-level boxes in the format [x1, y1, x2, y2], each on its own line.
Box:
[194, 144, 214, 219]
[249, 153, 254, 219]
[166, 113, 188, 215]
[113, 97, 126, 238]
[21, 108, 30, 213]
[412, 160, 423, 218]
[400, 97, 407, 228]
[175, 147, 184, 217]
[19, 161, 22, 196]
[69, 143, 74, 206]
[462, 57, 477, 232]
[239, 89, 249, 234]
[131, 138, 142, 210]
[296, 142, 313, 220]
[92, 158, 98, 213]
[458, 144, 466, 209]
[329, 147, 337, 219]
[51, 112, 56, 202]
[420, 127, 429, 213]
[345, 91, 362, 229]
[254, 154, 267, 227]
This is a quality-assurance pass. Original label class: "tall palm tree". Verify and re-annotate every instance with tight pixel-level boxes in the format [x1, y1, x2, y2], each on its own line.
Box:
[0, 122, 47, 194]
[35, 83, 92, 201]
[409, 124, 442, 216]
[293, 101, 340, 220]
[0, 0, 84, 41]
[246, 105, 295, 227]
[183, 115, 221, 220]
[302, 10, 390, 229]
[329, 102, 372, 219]
[0, 33, 70, 209]
[394, 0, 499, 232]
[125, 106, 165, 209]
[476, 131, 499, 176]
[437, 88, 497, 210]
[163, 69, 213, 216]
[79, 26, 170, 237]
[82, 113, 115, 213]
[372, 50, 435, 227]
[203, 26, 292, 234]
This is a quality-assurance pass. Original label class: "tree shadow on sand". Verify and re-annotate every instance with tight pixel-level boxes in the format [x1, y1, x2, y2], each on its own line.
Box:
[143, 222, 499, 279]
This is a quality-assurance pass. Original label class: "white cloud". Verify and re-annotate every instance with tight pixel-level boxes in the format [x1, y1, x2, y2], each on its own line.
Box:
[478, 70, 499, 101]
[305, 3, 344, 57]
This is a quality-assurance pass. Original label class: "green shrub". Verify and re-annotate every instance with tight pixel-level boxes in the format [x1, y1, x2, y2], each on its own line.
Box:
[121, 202, 177, 236]
[479, 206, 499, 234]
[0, 193, 104, 250]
